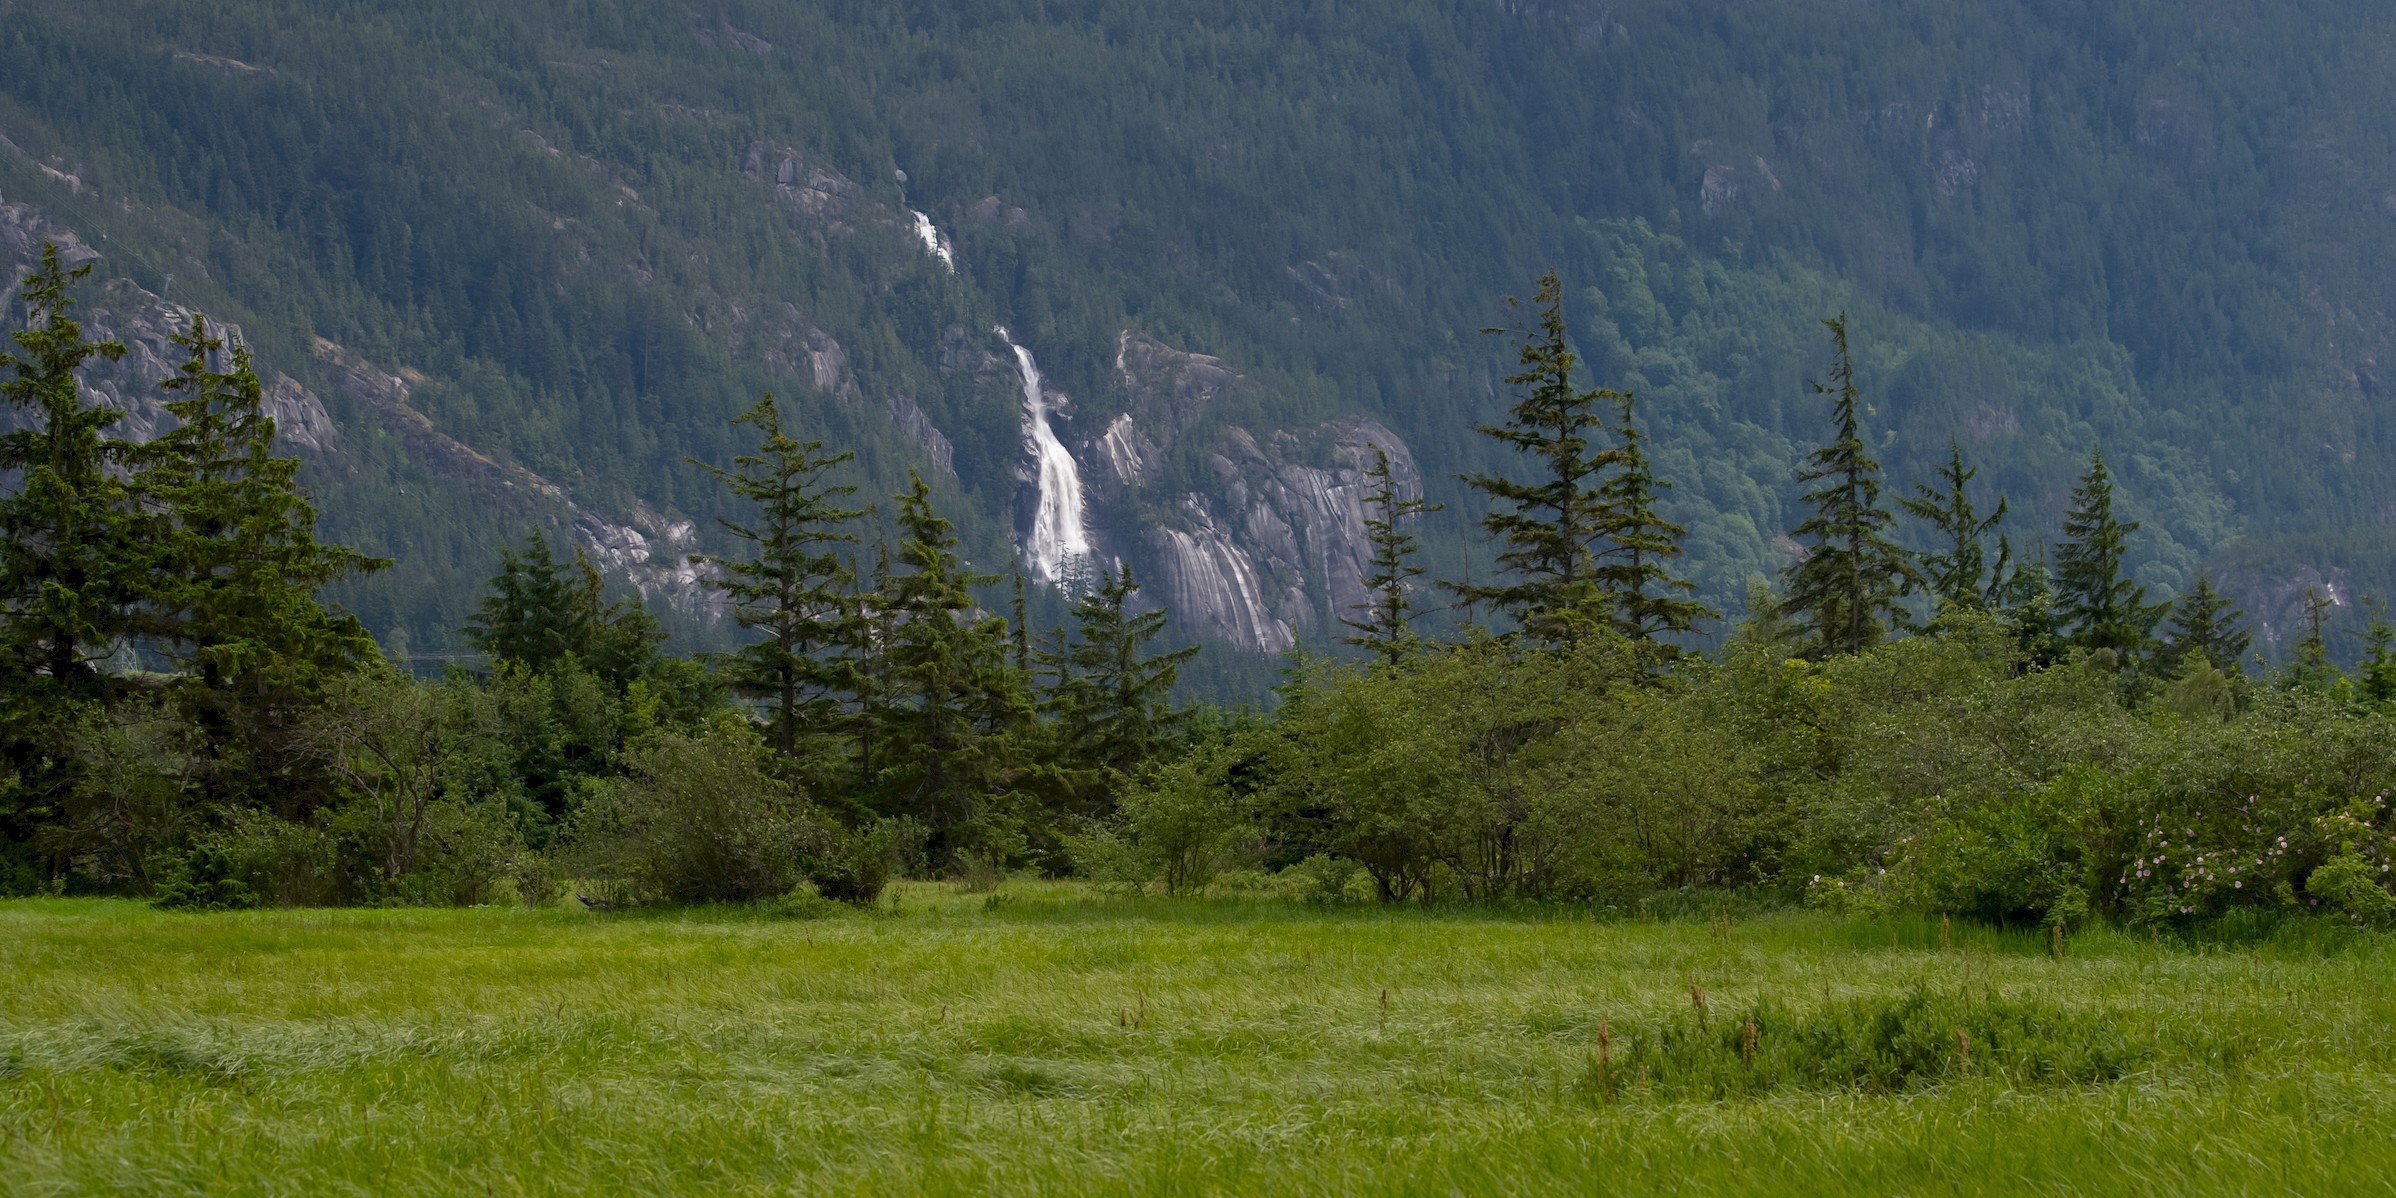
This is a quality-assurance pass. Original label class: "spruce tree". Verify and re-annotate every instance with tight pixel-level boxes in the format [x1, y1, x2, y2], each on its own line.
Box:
[0, 246, 135, 714]
[1446, 272, 1612, 643]
[2159, 573, 2251, 678]
[466, 534, 583, 669]
[1781, 315, 1918, 657]
[0, 246, 136, 874]
[1063, 563, 1197, 778]
[1995, 556, 2068, 668]
[2360, 607, 2396, 707]
[873, 472, 1025, 857]
[1591, 391, 1712, 650]
[2052, 449, 2166, 664]
[690, 395, 863, 760]
[1339, 445, 1440, 666]
[2287, 586, 2338, 691]
[1900, 439, 2009, 617]
[465, 532, 659, 687]
[139, 317, 387, 809]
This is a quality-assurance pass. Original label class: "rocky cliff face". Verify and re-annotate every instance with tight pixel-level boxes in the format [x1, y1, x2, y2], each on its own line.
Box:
[306, 339, 720, 618]
[1085, 332, 1421, 653]
[2, 199, 721, 620]
[1, 201, 336, 454]
[8, 172, 1404, 658]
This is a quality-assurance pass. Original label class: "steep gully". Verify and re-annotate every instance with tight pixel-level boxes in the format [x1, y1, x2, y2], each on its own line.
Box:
[9, 167, 1415, 656]
[907, 200, 1094, 590]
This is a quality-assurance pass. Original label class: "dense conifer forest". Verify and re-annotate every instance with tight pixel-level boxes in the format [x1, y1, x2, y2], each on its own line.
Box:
[7, 243, 2394, 932]
[4, 0, 2396, 665]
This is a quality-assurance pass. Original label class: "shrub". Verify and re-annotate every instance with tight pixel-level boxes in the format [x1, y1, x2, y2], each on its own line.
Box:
[809, 818, 899, 905]
[1280, 854, 1367, 904]
[563, 713, 825, 904]
[1068, 748, 1251, 895]
[2304, 795, 2396, 924]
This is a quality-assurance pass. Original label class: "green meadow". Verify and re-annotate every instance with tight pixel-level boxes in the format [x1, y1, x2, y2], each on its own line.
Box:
[4, 885, 2395, 1195]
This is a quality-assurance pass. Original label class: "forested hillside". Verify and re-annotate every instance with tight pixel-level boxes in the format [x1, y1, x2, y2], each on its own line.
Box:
[4, 0, 2394, 672]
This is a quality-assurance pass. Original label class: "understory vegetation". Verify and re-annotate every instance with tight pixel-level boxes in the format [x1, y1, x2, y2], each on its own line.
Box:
[4, 891, 2395, 1194]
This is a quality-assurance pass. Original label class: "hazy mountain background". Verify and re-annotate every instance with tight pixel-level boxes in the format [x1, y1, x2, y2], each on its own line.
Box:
[5, 0, 2393, 692]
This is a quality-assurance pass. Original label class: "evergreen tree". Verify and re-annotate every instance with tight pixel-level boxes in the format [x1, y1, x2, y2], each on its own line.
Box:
[1781, 315, 1918, 657]
[1591, 391, 1712, 650]
[0, 246, 135, 714]
[1446, 272, 1613, 643]
[1010, 565, 1032, 676]
[1736, 578, 1800, 650]
[2160, 573, 2251, 678]
[139, 317, 387, 811]
[2360, 607, 2396, 707]
[690, 396, 863, 760]
[873, 472, 1026, 859]
[1995, 556, 2068, 669]
[0, 247, 136, 879]
[2052, 449, 2166, 664]
[2287, 586, 2338, 691]
[1340, 445, 1440, 666]
[465, 532, 660, 687]
[1062, 564, 1198, 779]
[1900, 439, 2009, 617]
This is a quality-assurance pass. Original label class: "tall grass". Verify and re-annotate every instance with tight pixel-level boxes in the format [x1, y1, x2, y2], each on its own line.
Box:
[4, 885, 2395, 1195]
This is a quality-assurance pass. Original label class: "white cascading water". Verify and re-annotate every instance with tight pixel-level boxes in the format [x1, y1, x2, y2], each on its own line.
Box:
[909, 209, 954, 273]
[896, 199, 1091, 587]
[997, 326, 1093, 587]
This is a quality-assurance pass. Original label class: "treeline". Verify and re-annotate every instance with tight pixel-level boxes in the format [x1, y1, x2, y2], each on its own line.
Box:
[1083, 276, 2396, 929]
[10, 254, 2396, 928]
[0, 248, 1196, 906]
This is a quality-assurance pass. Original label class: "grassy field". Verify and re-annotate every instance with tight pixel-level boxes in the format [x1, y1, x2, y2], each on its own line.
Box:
[4, 884, 2396, 1196]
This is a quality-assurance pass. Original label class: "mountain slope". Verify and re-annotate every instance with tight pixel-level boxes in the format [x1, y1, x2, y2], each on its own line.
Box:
[4, 0, 2393, 676]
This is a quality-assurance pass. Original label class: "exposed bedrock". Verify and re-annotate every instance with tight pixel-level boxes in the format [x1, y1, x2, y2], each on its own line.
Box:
[1090, 331, 1420, 653]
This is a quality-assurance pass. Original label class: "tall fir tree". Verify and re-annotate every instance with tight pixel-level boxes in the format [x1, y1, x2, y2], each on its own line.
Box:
[1781, 315, 1918, 657]
[2159, 572, 2251, 678]
[2360, 606, 2396, 707]
[0, 246, 135, 715]
[1995, 557, 2069, 668]
[2052, 449, 2166, 664]
[1339, 445, 1440, 666]
[465, 531, 660, 689]
[0, 246, 136, 881]
[690, 395, 863, 761]
[1446, 271, 1613, 643]
[139, 317, 387, 811]
[2286, 586, 2339, 691]
[872, 472, 1027, 858]
[1591, 391, 1712, 650]
[1061, 564, 1197, 781]
[1900, 439, 2010, 617]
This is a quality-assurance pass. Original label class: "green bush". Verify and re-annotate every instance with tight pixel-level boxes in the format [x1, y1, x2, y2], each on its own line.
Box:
[808, 818, 899, 905]
[562, 714, 826, 905]
[1067, 748, 1252, 895]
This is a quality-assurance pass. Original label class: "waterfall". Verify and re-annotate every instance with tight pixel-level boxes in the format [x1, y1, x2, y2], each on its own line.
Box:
[909, 209, 954, 273]
[997, 326, 1093, 587]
